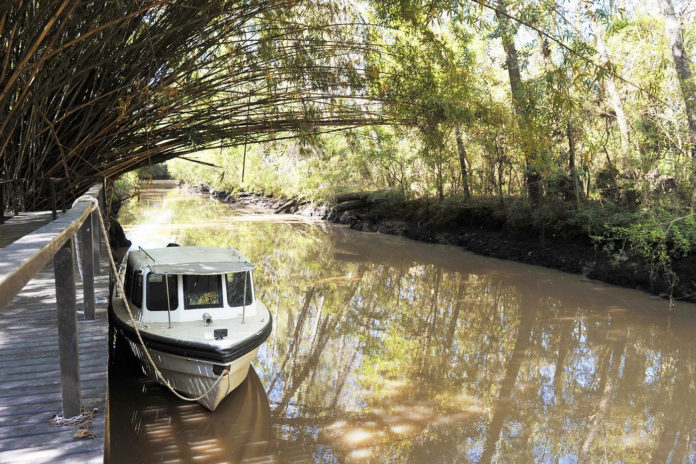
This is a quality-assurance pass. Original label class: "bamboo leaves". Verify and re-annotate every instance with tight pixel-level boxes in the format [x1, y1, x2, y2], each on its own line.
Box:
[0, 0, 392, 209]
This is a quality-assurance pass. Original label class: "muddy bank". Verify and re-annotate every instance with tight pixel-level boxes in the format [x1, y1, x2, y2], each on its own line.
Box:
[191, 184, 696, 303]
[185, 184, 330, 218]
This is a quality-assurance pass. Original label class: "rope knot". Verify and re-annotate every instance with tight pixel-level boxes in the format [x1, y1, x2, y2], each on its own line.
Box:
[72, 195, 99, 208]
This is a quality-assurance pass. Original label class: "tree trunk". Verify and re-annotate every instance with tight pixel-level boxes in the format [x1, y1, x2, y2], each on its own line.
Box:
[455, 125, 471, 199]
[577, 329, 628, 464]
[268, 285, 315, 393]
[583, 0, 631, 160]
[275, 270, 364, 415]
[480, 297, 535, 464]
[650, 352, 693, 463]
[444, 282, 464, 357]
[436, 160, 444, 201]
[659, 0, 696, 157]
[567, 122, 582, 209]
[495, 5, 542, 204]
[552, 319, 572, 403]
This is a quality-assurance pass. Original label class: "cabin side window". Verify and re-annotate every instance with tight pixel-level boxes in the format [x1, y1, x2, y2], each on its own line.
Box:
[183, 275, 222, 309]
[225, 272, 253, 307]
[131, 270, 143, 308]
[146, 274, 178, 311]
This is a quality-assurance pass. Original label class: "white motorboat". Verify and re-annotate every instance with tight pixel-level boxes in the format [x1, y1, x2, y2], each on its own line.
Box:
[110, 245, 272, 411]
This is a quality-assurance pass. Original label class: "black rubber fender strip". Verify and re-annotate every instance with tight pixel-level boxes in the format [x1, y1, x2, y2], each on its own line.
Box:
[111, 306, 272, 364]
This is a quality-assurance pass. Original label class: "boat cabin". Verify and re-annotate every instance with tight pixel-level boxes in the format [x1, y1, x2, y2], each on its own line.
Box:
[118, 246, 257, 323]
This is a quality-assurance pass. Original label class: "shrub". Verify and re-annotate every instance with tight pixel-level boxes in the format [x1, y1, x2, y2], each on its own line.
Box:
[598, 204, 696, 293]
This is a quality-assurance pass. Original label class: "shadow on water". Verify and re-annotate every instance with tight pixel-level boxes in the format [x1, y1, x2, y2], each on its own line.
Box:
[110, 181, 696, 463]
[108, 334, 285, 463]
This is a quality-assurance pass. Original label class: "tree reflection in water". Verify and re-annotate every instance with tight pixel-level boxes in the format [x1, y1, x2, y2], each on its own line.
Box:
[109, 344, 277, 463]
[112, 181, 696, 463]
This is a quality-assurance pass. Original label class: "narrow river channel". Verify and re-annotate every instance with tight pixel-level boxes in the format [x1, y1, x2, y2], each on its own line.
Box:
[109, 180, 696, 463]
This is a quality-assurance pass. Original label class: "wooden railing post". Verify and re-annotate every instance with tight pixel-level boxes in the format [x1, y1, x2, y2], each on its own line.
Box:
[91, 210, 100, 273]
[61, 179, 67, 214]
[78, 216, 95, 320]
[16, 180, 23, 214]
[49, 179, 58, 220]
[54, 238, 82, 418]
[101, 177, 107, 213]
[100, 178, 109, 230]
[12, 181, 19, 216]
[0, 182, 4, 221]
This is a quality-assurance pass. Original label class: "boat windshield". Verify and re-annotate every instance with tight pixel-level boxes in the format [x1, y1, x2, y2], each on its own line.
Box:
[184, 275, 222, 309]
[146, 274, 178, 311]
[225, 272, 253, 307]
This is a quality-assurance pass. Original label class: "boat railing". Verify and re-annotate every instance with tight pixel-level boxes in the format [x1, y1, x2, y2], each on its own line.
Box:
[0, 179, 108, 419]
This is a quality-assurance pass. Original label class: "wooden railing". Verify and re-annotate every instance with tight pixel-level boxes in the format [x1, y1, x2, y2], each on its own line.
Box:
[0, 181, 107, 418]
[0, 177, 92, 221]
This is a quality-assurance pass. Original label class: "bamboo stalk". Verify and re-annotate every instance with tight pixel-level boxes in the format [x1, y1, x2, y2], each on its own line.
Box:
[0, 0, 400, 210]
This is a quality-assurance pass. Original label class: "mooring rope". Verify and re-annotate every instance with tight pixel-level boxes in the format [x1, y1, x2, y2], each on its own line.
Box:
[50, 407, 97, 427]
[74, 195, 227, 403]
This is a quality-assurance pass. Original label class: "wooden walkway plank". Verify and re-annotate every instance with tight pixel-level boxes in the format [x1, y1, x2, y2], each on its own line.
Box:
[0, 252, 109, 463]
[0, 212, 56, 248]
[0, 380, 105, 400]
[0, 388, 106, 415]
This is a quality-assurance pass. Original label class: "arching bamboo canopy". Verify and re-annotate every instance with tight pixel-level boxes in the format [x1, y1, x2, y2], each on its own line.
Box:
[0, 0, 392, 208]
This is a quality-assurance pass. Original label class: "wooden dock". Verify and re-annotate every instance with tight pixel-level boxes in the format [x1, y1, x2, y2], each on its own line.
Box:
[0, 212, 56, 247]
[0, 185, 110, 463]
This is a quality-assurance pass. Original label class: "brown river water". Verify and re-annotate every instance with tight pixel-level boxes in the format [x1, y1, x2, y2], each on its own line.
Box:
[109, 181, 696, 463]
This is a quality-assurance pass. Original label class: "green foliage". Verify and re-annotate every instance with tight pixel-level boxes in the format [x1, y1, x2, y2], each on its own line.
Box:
[113, 172, 138, 199]
[136, 164, 170, 180]
[599, 205, 696, 282]
[156, 0, 696, 293]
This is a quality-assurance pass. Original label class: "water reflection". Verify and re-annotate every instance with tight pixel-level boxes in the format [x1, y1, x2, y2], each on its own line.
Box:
[109, 342, 277, 463]
[112, 181, 696, 463]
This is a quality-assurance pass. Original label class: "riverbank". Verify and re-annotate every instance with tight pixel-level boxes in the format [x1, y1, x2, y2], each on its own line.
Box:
[187, 184, 696, 304]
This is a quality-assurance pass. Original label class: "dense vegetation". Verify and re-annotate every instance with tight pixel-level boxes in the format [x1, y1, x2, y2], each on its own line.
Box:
[2, 0, 696, 292]
[166, 0, 696, 293]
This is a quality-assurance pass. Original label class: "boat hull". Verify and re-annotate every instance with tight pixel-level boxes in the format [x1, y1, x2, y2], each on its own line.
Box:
[110, 295, 272, 411]
[126, 338, 259, 411]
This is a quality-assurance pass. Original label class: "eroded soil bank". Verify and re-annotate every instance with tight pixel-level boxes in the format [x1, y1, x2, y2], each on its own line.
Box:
[189, 184, 696, 303]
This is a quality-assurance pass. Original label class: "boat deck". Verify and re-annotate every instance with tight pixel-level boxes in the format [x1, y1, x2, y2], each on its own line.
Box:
[0, 245, 110, 463]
